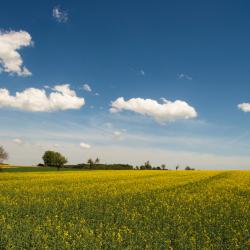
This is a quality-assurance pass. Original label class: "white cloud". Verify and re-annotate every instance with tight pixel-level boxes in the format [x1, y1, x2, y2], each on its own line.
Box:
[0, 84, 85, 112]
[238, 103, 250, 112]
[110, 97, 197, 123]
[83, 84, 92, 92]
[113, 130, 126, 140]
[13, 138, 23, 145]
[0, 30, 32, 76]
[104, 122, 113, 129]
[52, 6, 68, 23]
[178, 73, 192, 81]
[113, 131, 122, 139]
[79, 142, 91, 149]
[140, 70, 145, 76]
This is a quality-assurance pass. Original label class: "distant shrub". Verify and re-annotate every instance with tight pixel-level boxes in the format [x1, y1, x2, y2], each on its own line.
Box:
[140, 161, 152, 170]
[64, 164, 83, 169]
[185, 166, 195, 170]
[65, 163, 133, 170]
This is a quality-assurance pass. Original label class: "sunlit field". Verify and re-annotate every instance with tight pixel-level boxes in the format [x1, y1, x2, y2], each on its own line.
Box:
[0, 170, 249, 249]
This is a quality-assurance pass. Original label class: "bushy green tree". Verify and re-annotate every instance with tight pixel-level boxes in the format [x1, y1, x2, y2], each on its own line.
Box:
[42, 151, 67, 170]
[161, 164, 166, 170]
[87, 158, 94, 168]
[185, 166, 195, 170]
[140, 161, 152, 170]
[95, 157, 100, 164]
[145, 161, 152, 170]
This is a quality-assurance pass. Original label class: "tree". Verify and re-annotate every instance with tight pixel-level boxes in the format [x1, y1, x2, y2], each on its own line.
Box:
[176, 165, 179, 170]
[54, 153, 67, 170]
[0, 146, 8, 164]
[43, 151, 55, 166]
[94, 157, 100, 164]
[87, 158, 94, 168]
[42, 151, 67, 170]
[144, 161, 152, 170]
[161, 164, 166, 170]
[185, 166, 195, 170]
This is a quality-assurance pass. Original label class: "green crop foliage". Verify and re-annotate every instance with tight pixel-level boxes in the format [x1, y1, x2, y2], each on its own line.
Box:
[0, 170, 249, 249]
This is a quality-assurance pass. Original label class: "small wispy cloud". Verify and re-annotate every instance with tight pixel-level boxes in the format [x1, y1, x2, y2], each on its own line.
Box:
[113, 131, 123, 140]
[13, 138, 23, 145]
[178, 73, 192, 81]
[52, 6, 68, 23]
[140, 70, 145, 76]
[79, 142, 91, 149]
[104, 122, 113, 129]
[113, 129, 127, 140]
[238, 103, 250, 112]
[83, 84, 92, 92]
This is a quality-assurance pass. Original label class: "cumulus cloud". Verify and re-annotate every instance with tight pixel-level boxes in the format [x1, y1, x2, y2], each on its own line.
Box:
[238, 103, 250, 112]
[0, 84, 85, 112]
[0, 30, 32, 76]
[52, 6, 68, 23]
[110, 97, 197, 123]
[83, 84, 92, 92]
[178, 73, 192, 81]
[79, 142, 91, 149]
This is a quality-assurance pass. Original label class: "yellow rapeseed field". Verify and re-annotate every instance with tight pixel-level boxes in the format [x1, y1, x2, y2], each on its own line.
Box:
[0, 170, 249, 249]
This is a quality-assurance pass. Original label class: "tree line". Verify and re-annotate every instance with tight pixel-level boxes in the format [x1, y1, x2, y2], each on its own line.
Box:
[40, 151, 133, 170]
[0, 146, 195, 171]
[40, 151, 195, 170]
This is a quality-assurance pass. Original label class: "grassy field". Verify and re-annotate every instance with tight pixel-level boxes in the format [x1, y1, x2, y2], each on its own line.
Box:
[0, 170, 249, 249]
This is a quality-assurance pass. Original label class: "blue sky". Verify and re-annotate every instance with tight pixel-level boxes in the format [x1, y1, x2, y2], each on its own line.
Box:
[1, 0, 250, 169]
